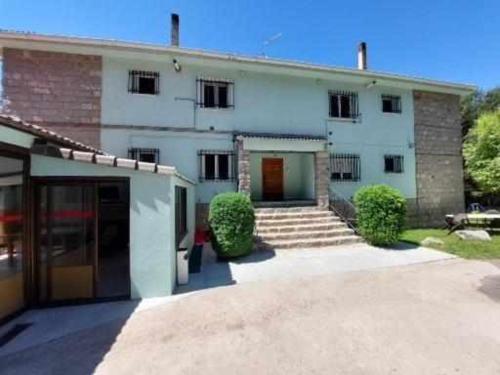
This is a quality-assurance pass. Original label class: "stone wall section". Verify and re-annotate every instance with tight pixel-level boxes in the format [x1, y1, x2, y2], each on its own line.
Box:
[236, 137, 251, 195]
[413, 90, 465, 226]
[1, 48, 102, 148]
[315, 151, 330, 209]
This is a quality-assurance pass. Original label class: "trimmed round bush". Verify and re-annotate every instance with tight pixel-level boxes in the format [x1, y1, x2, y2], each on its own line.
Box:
[354, 185, 406, 246]
[209, 192, 255, 259]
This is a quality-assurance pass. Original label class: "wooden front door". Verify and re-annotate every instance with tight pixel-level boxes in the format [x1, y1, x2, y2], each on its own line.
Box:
[262, 158, 284, 201]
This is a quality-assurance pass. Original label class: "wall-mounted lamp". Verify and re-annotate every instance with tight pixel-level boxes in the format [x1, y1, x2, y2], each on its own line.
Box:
[365, 80, 377, 89]
[173, 58, 182, 73]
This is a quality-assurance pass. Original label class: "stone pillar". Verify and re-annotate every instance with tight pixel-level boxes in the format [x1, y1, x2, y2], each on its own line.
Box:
[236, 136, 251, 195]
[315, 151, 330, 209]
[413, 91, 465, 227]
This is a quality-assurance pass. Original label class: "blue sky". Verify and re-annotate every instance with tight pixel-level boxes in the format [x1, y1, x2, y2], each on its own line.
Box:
[0, 0, 498, 89]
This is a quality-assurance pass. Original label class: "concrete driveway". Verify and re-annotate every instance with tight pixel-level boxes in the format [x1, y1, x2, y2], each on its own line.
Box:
[2, 257, 500, 374]
[176, 242, 455, 293]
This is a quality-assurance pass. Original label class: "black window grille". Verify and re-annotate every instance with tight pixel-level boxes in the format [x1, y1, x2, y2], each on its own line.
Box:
[197, 79, 234, 108]
[384, 155, 404, 173]
[198, 150, 235, 181]
[128, 148, 160, 163]
[330, 153, 361, 181]
[175, 186, 187, 247]
[329, 91, 359, 120]
[128, 70, 160, 95]
[382, 95, 402, 113]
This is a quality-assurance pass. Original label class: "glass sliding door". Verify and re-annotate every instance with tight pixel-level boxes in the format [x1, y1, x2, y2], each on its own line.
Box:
[35, 180, 130, 305]
[0, 155, 25, 321]
[37, 184, 97, 303]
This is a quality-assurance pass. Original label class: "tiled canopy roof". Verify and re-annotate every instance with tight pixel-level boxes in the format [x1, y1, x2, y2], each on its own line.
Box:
[236, 131, 326, 141]
[56, 148, 195, 184]
[0, 114, 103, 153]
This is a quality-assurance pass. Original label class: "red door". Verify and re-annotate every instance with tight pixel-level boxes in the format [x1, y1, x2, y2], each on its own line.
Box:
[262, 158, 284, 201]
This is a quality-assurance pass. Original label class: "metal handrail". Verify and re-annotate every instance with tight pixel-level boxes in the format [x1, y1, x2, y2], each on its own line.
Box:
[329, 190, 358, 233]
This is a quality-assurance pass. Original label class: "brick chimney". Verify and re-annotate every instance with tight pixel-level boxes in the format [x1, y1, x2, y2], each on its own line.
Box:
[171, 13, 180, 47]
[357, 42, 367, 70]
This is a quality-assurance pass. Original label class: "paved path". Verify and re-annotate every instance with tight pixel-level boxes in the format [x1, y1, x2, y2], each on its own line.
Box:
[176, 242, 455, 293]
[2, 258, 500, 374]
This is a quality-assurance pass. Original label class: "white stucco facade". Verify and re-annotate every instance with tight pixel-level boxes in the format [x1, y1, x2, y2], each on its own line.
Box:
[100, 55, 417, 203]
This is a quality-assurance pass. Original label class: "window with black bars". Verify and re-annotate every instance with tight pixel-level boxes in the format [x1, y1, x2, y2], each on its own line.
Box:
[128, 70, 160, 95]
[381, 95, 402, 113]
[329, 91, 359, 120]
[384, 155, 404, 173]
[128, 148, 160, 163]
[175, 186, 187, 247]
[197, 79, 234, 109]
[330, 153, 361, 181]
[198, 150, 235, 181]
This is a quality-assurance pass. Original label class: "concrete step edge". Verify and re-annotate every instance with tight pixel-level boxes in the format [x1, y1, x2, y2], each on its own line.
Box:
[259, 235, 363, 248]
[256, 218, 341, 226]
[255, 212, 335, 220]
[256, 223, 348, 233]
[257, 228, 354, 240]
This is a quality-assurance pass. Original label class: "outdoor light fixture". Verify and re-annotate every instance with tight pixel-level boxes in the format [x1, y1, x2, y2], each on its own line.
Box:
[365, 80, 377, 89]
[173, 58, 182, 72]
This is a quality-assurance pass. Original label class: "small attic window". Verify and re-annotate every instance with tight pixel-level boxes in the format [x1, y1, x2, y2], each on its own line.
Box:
[382, 95, 402, 113]
[128, 70, 160, 95]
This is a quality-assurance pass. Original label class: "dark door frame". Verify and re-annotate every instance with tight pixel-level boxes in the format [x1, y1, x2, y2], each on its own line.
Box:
[0, 142, 31, 324]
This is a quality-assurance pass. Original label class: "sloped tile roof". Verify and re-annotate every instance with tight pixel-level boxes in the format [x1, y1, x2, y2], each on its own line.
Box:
[0, 114, 195, 184]
[0, 114, 103, 153]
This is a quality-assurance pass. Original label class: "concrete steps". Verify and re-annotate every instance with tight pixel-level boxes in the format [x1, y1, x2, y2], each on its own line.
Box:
[258, 228, 354, 241]
[254, 205, 362, 250]
[257, 222, 347, 233]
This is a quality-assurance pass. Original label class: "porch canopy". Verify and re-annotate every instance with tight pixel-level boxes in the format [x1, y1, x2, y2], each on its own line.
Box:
[236, 132, 327, 153]
[235, 132, 329, 206]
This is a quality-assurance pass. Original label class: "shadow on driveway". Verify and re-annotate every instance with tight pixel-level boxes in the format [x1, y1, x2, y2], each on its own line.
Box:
[0, 300, 140, 375]
[175, 243, 275, 294]
[479, 260, 500, 303]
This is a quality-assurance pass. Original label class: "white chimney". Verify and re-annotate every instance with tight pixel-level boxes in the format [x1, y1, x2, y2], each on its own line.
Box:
[357, 42, 367, 70]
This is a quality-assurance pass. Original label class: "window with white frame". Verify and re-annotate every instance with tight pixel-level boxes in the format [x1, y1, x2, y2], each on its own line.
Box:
[329, 91, 359, 120]
[128, 70, 160, 95]
[128, 148, 160, 163]
[197, 78, 234, 109]
[384, 155, 404, 173]
[198, 150, 235, 181]
[381, 95, 402, 113]
[330, 153, 361, 181]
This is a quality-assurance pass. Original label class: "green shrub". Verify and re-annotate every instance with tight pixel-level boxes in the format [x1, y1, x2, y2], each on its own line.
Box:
[209, 192, 255, 259]
[354, 185, 406, 246]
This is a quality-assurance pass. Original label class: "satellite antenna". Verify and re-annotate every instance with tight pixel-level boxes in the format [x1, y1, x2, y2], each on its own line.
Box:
[261, 32, 283, 58]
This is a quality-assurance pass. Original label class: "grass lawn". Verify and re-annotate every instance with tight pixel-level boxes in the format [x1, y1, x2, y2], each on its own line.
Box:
[401, 229, 500, 259]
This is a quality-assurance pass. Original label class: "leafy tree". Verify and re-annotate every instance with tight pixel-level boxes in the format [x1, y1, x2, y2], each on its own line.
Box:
[463, 110, 500, 194]
[461, 87, 500, 136]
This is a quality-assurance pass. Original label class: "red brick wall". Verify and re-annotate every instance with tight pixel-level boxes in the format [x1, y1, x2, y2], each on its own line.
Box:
[1, 48, 102, 148]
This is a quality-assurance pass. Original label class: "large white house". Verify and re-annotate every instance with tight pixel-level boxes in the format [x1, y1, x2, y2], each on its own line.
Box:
[0, 15, 477, 322]
[0, 15, 474, 229]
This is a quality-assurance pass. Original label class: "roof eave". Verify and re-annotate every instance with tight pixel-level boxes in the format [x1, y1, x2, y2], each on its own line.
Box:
[0, 31, 476, 95]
